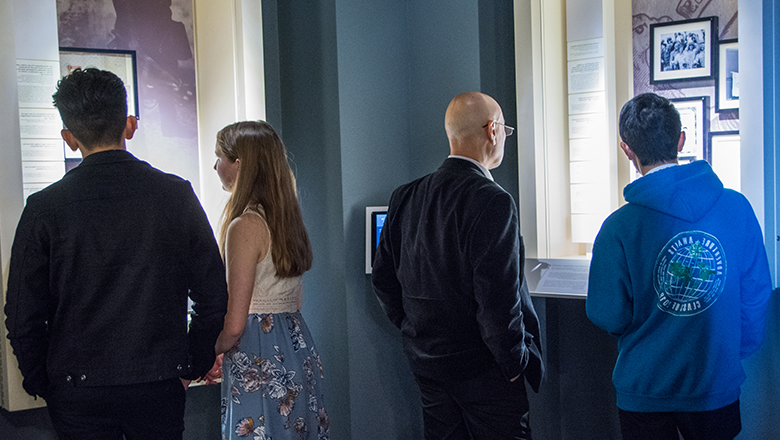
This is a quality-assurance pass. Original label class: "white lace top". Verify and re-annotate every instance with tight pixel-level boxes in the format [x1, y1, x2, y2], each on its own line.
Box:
[244, 207, 302, 314]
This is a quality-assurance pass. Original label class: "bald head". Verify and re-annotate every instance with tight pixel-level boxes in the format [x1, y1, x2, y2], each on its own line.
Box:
[445, 92, 502, 140]
[444, 92, 506, 169]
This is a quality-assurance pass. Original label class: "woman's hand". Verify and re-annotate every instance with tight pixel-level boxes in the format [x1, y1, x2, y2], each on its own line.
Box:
[202, 354, 224, 385]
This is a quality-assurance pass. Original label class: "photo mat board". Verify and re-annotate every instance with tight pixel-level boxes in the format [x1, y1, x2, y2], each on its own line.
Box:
[708, 131, 740, 191]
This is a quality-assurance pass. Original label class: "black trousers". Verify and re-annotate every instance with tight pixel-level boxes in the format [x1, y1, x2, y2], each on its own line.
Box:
[619, 399, 741, 440]
[46, 378, 186, 440]
[414, 363, 532, 440]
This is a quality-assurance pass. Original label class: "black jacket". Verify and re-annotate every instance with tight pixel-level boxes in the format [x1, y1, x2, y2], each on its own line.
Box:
[372, 158, 543, 391]
[5, 150, 228, 397]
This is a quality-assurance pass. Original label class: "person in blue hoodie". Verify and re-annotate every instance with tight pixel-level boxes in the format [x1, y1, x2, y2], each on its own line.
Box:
[586, 92, 772, 440]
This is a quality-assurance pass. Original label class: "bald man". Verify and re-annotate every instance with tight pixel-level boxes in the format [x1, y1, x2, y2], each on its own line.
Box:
[372, 92, 543, 439]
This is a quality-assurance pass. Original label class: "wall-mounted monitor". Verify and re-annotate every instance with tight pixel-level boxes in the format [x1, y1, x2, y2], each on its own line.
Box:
[365, 206, 388, 274]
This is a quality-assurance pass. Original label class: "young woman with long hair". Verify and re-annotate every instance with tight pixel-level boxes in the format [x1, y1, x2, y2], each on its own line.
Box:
[212, 120, 328, 439]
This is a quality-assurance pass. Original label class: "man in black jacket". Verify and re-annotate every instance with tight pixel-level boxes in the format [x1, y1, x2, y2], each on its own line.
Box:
[5, 68, 228, 440]
[372, 91, 542, 440]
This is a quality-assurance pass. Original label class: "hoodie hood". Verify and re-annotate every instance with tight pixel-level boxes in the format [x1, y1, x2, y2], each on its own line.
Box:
[623, 160, 724, 223]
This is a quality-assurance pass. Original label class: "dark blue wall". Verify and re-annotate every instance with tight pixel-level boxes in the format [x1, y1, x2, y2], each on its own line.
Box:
[265, 1, 352, 438]
[478, 1, 520, 197]
[334, 1, 420, 437]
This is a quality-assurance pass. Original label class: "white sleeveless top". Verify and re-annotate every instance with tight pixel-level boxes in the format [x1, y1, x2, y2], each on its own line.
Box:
[244, 207, 302, 314]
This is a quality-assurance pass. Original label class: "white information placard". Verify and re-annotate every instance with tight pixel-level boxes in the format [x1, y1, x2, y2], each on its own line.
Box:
[22, 161, 65, 183]
[21, 139, 64, 161]
[568, 58, 605, 94]
[567, 38, 604, 61]
[569, 113, 607, 139]
[568, 91, 606, 115]
[19, 109, 61, 139]
[524, 258, 592, 299]
[535, 263, 590, 296]
[16, 59, 59, 108]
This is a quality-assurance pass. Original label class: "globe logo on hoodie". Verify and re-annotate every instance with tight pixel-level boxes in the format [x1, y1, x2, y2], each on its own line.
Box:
[653, 231, 726, 316]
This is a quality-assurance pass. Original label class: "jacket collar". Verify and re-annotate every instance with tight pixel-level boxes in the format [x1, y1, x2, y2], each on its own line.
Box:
[443, 156, 493, 181]
[78, 149, 137, 167]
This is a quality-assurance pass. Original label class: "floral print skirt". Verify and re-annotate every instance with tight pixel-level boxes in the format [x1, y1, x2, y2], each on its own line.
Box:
[221, 312, 329, 440]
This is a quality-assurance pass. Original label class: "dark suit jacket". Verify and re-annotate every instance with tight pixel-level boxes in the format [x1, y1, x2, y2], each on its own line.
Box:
[5, 150, 228, 397]
[372, 158, 543, 391]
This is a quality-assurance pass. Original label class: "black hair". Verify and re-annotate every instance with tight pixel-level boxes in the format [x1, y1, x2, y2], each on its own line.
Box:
[52, 68, 128, 149]
[618, 93, 682, 166]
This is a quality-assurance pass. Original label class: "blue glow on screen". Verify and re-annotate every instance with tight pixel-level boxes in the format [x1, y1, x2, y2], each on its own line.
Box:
[374, 213, 386, 248]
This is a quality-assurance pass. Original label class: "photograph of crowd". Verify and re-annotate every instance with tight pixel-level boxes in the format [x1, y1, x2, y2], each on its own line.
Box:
[659, 30, 706, 71]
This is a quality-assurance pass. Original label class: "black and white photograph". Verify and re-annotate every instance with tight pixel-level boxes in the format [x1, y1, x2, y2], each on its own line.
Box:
[717, 39, 739, 112]
[650, 16, 717, 83]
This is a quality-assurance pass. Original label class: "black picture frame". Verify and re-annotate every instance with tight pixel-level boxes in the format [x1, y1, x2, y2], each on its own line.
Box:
[58, 47, 140, 120]
[650, 16, 717, 84]
[716, 39, 739, 112]
[670, 96, 710, 162]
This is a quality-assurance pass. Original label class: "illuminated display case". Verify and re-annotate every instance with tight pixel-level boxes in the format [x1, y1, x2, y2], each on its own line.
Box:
[513, 0, 772, 294]
[514, 0, 628, 265]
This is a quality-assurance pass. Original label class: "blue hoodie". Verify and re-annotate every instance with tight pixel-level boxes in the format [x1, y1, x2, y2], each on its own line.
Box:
[586, 160, 771, 412]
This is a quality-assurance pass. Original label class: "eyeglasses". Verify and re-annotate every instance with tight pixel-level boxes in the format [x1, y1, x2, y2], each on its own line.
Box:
[483, 121, 515, 136]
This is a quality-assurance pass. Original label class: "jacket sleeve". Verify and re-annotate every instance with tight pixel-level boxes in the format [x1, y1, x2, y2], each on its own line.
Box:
[372, 196, 405, 329]
[181, 186, 229, 380]
[586, 217, 633, 337]
[4, 204, 52, 398]
[738, 201, 772, 359]
[470, 192, 528, 381]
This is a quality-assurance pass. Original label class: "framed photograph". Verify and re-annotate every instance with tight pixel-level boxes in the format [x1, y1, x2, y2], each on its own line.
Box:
[670, 96, 709, 161]
[59, 47, 140, 120]
[716, 39, 739, 112]
[650, 16, 717, 84]
[708, 131, 740, 191]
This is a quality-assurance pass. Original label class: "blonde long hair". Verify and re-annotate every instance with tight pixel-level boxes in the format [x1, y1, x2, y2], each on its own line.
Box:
[217, 121, 312, 278]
